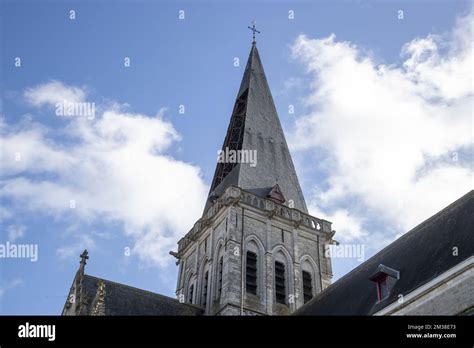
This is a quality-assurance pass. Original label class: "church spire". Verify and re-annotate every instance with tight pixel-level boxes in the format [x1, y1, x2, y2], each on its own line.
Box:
[205, 29, 308, 214]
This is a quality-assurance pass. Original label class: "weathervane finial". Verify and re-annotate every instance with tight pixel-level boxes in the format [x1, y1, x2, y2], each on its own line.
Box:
[248, 20, 261, 44]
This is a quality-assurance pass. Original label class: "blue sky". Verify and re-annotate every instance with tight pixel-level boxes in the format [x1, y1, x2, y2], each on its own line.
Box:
[1, 0, 472, 314]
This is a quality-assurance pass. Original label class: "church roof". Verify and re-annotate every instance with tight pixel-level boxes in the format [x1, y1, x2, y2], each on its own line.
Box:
[294, 190, 474, 315]
[81, 274, 203, 316]
[205, 42, 308, 214]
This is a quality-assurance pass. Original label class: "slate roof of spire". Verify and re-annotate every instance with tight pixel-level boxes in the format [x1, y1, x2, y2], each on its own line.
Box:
[205, 42, 308, 214]
[294, 190, 474, 315]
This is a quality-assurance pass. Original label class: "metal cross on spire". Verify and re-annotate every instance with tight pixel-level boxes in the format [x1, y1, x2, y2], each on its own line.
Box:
[79, 249, 89, 266]
[248, 20, 261, 43]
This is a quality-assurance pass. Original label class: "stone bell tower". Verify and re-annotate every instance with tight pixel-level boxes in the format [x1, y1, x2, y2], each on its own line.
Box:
[172, 28, 335, 315]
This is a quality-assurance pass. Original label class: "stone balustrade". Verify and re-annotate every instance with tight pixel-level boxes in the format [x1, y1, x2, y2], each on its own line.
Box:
[177, 186, 332, 254]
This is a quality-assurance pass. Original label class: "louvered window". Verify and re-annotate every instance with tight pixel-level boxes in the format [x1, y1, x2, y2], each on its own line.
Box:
[188, 284, 194, 304]
[302, 271, 313, 303]
[275, 261, 286, 304]
[202, 271, 209, 307]
[246, 251, 257, 295]
[218, 256, 223, 297]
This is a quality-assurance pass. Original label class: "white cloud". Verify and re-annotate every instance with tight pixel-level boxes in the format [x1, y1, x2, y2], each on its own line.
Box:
[402, 14, 472, 100]
[7, 225, 25, 242]
[308, 205, 366, 243]
[0, 278, 23, 298]
[24, 80, 86, 108]
[290, 12, 473, 246]
[0, 206, 13, 221]
[1, 82, 208, 267]
[57, 235, 96, 260]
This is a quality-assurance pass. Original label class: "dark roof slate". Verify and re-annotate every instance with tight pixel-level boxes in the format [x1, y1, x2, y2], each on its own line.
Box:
[82, 275, 203, 316]
[295, 190, 474, 315]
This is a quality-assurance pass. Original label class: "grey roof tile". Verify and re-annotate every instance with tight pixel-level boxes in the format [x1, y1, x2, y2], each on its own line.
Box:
[294, 190, 474, 315]
[82, 275, 203, 316]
